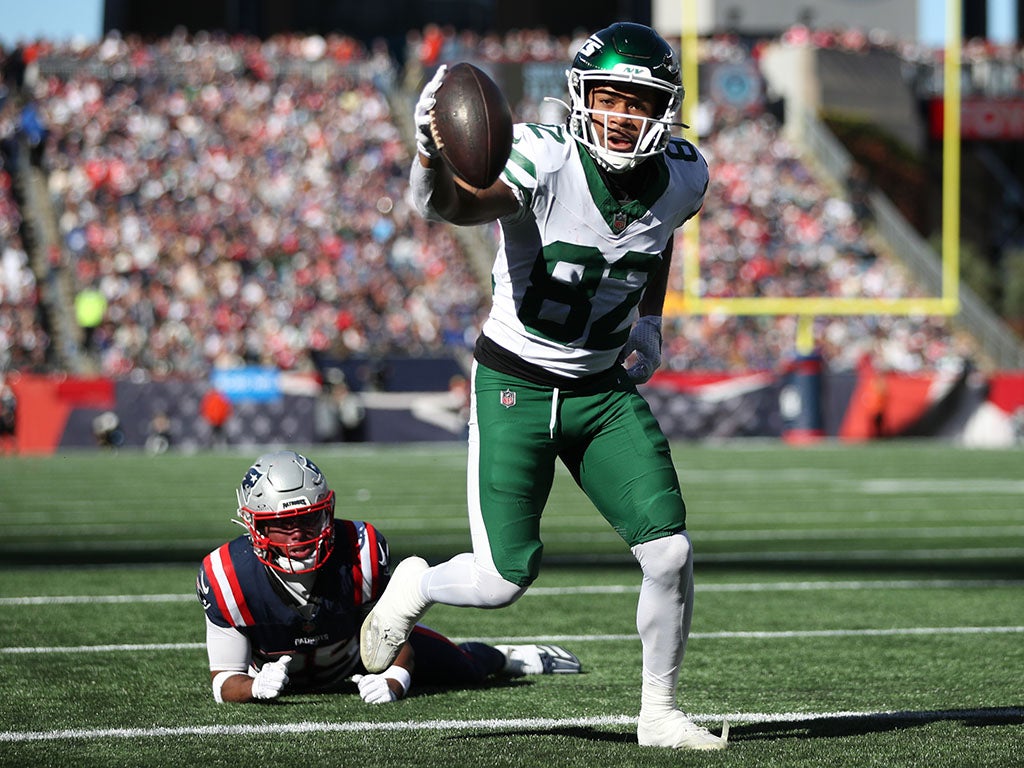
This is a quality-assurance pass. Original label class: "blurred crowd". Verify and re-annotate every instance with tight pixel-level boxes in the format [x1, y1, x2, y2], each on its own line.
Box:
[661, 109, 972, 373]
[0, 100, 48, 373]
[3, 31, 486, 377]
[0, 24, 1008, 380]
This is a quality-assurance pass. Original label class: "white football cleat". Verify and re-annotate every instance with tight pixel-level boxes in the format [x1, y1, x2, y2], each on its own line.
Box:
[359, 556, 430, 673]
[637, 710, 729, 751]
[494, 644, 582, 676]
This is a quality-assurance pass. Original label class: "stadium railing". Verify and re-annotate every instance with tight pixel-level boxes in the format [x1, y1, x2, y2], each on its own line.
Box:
[799, 107, 1024, 369]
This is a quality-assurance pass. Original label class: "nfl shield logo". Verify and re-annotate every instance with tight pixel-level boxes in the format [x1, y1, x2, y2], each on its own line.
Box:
[612, 211, 628, 233]
[500, 389, 516, 408]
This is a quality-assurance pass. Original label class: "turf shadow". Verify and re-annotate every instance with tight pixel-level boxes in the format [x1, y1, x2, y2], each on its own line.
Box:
[726, 706, 1024, 742]
[449, 725, 637, 746]
[447, 707, 1023, 746]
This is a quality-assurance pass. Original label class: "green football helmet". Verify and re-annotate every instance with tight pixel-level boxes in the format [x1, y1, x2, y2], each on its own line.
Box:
[567, 23, 683, 172]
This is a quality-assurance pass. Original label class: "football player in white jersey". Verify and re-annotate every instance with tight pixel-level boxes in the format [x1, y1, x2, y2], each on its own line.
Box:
[198, 450, 580, 704]
[361, 23, 726, 749]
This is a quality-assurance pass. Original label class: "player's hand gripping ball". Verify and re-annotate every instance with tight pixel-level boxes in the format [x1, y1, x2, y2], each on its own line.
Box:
[428, 63, 513, 189]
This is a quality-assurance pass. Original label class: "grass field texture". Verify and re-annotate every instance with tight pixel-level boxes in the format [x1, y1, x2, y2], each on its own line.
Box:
[1, 441, 1022, 767]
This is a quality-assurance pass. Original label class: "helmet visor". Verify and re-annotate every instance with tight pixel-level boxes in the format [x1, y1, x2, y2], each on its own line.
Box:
[244, 491, 335, 573]
[569, 72, 681, 171]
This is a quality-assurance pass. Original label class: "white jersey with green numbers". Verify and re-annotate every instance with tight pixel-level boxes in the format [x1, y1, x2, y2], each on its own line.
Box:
[484, 122, 709, 379]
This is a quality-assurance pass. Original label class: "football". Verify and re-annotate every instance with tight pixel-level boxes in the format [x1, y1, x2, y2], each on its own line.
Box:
[429, 63, 513, 189]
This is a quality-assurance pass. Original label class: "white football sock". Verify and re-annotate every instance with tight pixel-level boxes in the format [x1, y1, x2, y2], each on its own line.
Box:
[631, 532, 694, 714]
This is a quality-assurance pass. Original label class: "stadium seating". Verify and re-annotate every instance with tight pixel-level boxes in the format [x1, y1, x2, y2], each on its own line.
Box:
[0, 28, 999, 380]
[26, 33, 487, 377]
[0, 93, 49, 373]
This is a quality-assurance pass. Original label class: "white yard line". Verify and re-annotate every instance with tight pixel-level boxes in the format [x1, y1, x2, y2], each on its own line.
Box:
[5, 625, 1023, 655]
[450, 626, 1024, 644]
[0, 594, 198, 605]
[694, 526, 1024, 541]
[529, 579, 1024, 595]
[3, 577, 1022, 605]
[3, 707, 1022, 743]
[696, 547, 1024, 561]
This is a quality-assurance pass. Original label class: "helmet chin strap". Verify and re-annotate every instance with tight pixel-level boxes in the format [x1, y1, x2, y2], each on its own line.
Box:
[593, 146, 637, 173]
[269, 564, 318, 609]
[275, 553, 318, 573]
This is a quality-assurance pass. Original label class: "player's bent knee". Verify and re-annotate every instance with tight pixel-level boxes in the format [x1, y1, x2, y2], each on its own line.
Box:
[477, 569, 528, 607]
[632, 532, 692, 584]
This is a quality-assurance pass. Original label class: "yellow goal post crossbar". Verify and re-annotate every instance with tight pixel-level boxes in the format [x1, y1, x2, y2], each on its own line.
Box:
[669, 0, 962, 329]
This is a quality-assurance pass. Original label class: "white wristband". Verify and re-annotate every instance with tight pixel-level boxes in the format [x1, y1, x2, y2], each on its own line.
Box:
[211, 670, 237, 704]
[382, 665, 412, 697]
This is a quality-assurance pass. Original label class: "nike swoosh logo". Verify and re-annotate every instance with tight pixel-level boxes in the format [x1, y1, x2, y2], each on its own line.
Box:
[198, 571, 211, 594]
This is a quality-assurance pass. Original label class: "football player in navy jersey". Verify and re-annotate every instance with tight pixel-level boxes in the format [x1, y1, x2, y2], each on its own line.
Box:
[197, 450, 580, 704]
[362, 23, 727, 749]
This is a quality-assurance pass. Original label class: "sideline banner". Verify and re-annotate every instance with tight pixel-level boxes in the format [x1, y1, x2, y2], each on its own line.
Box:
[210, 366, 281, 403]
[5, 367, 1021, 454]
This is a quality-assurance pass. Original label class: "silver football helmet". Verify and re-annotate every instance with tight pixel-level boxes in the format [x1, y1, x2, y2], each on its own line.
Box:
[237, 450, 336, 574]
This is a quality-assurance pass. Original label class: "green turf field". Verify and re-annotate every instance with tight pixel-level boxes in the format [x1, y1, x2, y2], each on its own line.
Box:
[1, 441, 1022, 767]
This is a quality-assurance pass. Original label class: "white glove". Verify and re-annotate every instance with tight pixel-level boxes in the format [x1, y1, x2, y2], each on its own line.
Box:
[414, 65, 447, 159]
[250, 655, 291, 700]
[621, 316, 663, 384]
[352, 665, 411, 705]
[354, 673, 396, 704]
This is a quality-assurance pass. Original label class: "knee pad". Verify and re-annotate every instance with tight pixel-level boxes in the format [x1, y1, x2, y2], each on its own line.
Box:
[475, 567, 528, 607]
[632, 532, 692, 586]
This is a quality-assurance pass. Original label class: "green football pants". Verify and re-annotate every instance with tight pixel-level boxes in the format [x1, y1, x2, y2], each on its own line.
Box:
[469, 361, 687, 586]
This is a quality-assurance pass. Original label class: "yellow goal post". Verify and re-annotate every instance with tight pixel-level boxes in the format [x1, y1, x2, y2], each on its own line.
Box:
[669, 0, 962, 351]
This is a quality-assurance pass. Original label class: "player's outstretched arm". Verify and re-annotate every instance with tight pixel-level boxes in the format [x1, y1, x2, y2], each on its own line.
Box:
[409, 70, 517, 227]
[210, 655, 292, 703]
[412, 151, 517, 226]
